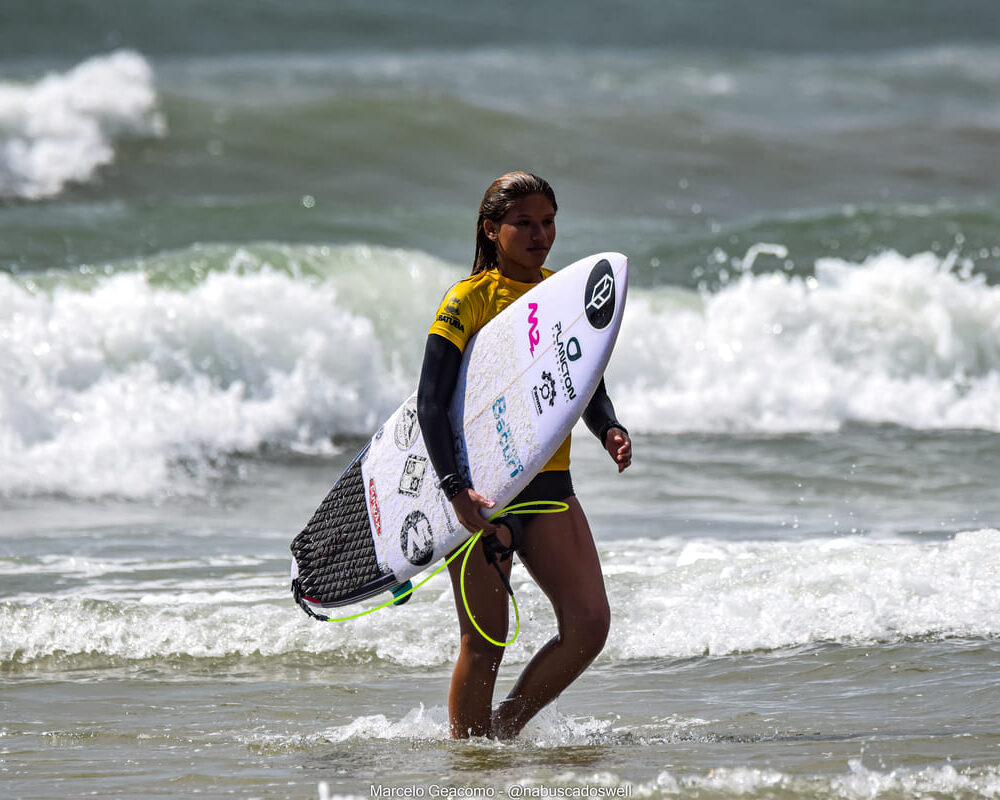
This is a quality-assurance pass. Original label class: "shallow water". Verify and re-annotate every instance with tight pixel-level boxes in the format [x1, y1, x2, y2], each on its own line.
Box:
[5, 438, 1000, 798]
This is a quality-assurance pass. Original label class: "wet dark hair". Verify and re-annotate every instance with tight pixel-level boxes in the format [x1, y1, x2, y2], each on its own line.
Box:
[472, 171, 558, 275]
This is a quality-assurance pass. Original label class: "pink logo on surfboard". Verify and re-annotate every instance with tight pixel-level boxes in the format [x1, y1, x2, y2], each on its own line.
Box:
[527, 302, 540, 356]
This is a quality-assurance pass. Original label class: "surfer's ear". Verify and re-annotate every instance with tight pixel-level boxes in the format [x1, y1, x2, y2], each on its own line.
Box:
[484, 219, 498, 241]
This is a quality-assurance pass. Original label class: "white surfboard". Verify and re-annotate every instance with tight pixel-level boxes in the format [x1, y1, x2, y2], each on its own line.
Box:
[290, 252, 628, 614]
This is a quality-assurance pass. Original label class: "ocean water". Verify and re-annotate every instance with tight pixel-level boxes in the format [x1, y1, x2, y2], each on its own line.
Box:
[3, 3, 1000, 798]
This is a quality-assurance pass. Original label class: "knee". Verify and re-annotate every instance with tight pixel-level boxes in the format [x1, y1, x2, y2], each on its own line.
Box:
[561, 603, 610, 659]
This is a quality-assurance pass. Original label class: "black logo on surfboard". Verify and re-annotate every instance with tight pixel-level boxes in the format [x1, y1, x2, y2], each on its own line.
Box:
[398, 454, 427, 497]
[584, 259, 615, 329]
[532, 371, 557, 415]
[400, 510, 433, 566]
[394, 397, 419, 450]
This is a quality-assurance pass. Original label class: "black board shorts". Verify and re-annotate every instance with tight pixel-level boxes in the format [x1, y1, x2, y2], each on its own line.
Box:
[509, 470, 575, 524]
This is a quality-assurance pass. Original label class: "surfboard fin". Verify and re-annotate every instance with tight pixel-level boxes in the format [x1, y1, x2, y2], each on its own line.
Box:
[390, 580, 413, 606]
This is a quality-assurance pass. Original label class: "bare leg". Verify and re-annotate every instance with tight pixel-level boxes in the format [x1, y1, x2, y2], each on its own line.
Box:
[490, 497, 610, 739]
[446, 536, 512, 738]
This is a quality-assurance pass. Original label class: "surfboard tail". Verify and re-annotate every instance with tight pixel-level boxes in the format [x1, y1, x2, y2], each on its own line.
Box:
[289, 447, 397, 612]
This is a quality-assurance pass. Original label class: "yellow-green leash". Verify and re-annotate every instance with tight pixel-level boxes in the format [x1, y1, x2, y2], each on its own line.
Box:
[318, 500, 568, 646]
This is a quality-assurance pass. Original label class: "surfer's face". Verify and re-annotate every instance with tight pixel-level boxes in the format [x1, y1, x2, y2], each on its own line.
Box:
[486, 193, 556, 280]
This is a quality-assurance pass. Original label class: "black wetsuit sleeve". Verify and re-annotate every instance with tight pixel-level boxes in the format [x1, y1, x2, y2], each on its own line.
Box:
[582, 377, 625, 446]
[417, 333, 463, 482]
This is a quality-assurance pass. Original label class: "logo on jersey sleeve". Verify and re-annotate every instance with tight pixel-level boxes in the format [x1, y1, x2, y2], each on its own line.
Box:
[436, 295, 465, 333]
[584, 259, 615, 329]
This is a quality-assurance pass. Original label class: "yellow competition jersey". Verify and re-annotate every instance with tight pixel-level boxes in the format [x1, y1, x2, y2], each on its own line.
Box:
[428, 267, 571, 472]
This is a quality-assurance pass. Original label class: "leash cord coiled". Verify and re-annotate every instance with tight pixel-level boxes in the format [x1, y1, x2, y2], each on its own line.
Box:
[301, 500, 568, 646]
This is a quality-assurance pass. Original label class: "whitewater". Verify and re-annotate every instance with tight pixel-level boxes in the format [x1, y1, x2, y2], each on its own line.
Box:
[3, 245, 999, 499]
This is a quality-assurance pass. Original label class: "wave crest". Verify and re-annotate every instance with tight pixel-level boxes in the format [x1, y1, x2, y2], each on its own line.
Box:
[0, 50, 165, 200]
[611, 249, 1000, 433]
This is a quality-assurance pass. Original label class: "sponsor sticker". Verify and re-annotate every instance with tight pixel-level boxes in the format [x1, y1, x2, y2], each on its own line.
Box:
[394, 397, 419, 450]
[398, 454, 428, 497]
[492, 396, 524, 478]
[584, 259, 615, 329]
[527, 302, 540, 356]
[368, 478, 382, 536]
[436, 490, 458, 534]
[400, 510, 434, 566]
[552, 322, 578, 402]
[532, 370, 557, 415]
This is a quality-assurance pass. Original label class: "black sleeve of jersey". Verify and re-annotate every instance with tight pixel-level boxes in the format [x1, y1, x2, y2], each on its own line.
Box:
[417, 333, 463, 482]
[582, 377, 624, 445]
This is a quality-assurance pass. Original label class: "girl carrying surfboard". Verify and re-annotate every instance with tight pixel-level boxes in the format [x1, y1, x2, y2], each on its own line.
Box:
[417, 171, 632, 739]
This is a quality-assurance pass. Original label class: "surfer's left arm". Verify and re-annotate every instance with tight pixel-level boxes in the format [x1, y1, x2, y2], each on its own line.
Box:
[583, 378, 632, 473]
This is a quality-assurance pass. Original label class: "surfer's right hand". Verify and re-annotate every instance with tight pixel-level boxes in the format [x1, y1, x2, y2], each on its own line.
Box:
[451, 488, 498, 536]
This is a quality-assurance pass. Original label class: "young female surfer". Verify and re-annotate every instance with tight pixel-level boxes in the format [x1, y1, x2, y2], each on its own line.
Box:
[417, 171, 632, 739]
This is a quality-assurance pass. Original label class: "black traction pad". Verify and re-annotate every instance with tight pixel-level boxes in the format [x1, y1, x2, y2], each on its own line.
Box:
[290, 445, 395, 609]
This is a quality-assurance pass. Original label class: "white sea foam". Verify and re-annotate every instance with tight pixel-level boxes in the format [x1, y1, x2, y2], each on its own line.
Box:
[0, 244, 451, 498]
[610, 249, 1000, 434]
[317, 704, 450, 743]
[331, 760, 1000, 799]
[0, 50, 165, 200]
[2, 529, 997, 666]
[647, 760, 1000, 799]
[316, 787, 365, 800]
[604, 528, 1000, 659]
[243, 702, 696, 752]
[311, 742, 1000, 798]
[306, 738, 1000, 800]
[453, 761, 1000, 800]
[2, 246, 998, 498]
[248, 706, 683, 765]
